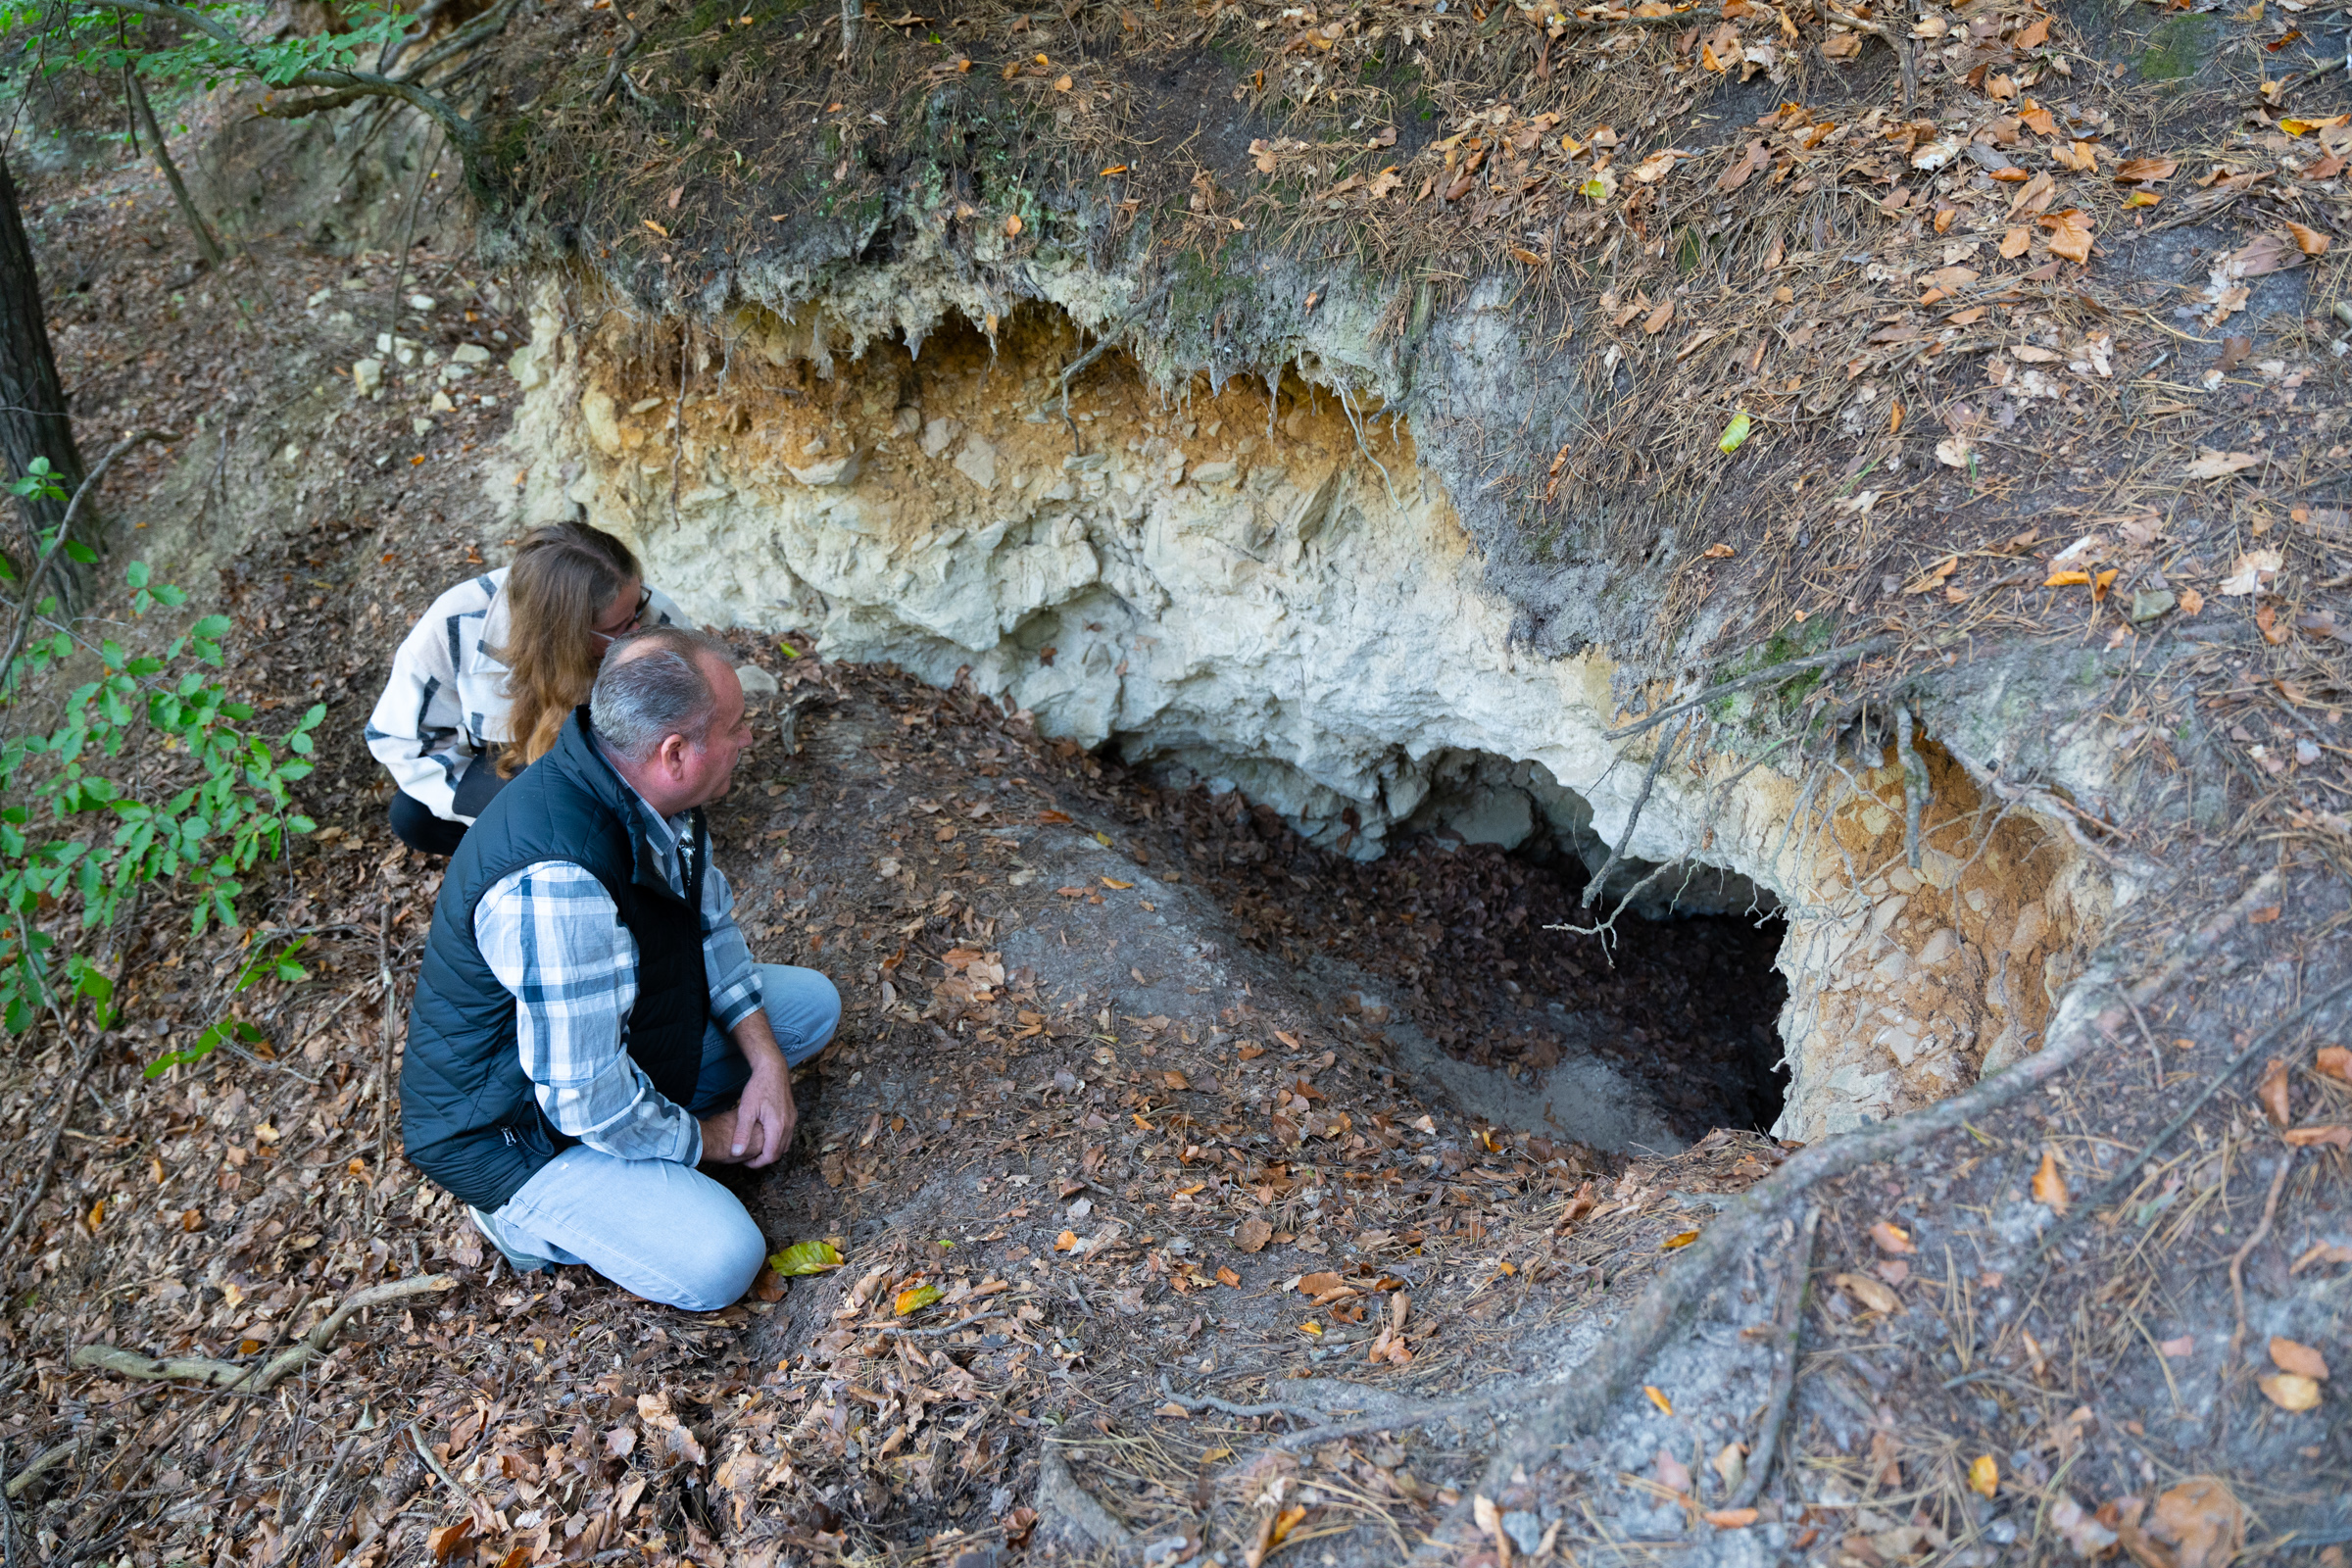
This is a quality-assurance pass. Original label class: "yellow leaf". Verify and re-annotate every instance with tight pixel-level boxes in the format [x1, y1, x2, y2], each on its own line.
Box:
[1870, 1220, 1915, 1253]
[1270, 1503, 1307, 1545]
[1300, 1320, 1323, 1335]
[894, 1284, 944, 1315]
[1055, 1229, 1079, 1250]
[1100, 165, 1129, 175]
[643, 218, 670, 238]
[1970, 1454, 1999, 1498]
[1643, 1385, 1674, 1415]
[1216, 1265, 1241, 1286]
[2044, 569, 2091, 587]
[768, 1240, 845, 1276]
[1705, 1508, 1761, 1529]
[1004, 214, 1023, 237]
[2123, 190, 2161, 208]
[1053, 74, 1073, 91]
[2033, 1150, 2070, 1213]
[1662, 1230, 1701, 1250]
[1101, 876, 1135, 889]
[2260, 1372, 2322, 1411]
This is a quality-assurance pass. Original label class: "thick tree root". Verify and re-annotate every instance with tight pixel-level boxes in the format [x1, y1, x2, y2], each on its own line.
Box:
[1728, 1204, 1819, 1509]
[70, 1274, 456, 1393]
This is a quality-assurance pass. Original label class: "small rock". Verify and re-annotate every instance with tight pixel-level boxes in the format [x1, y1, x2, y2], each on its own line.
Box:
[411, 416, 434, 437]
[1067, 1197, 1094, 1219]
[351, 360, 383, 397]
[1191, 459, 1240, 485]
[954, 435, 999, 491]
[450, 343, 491, 365]
[1502, 1511, 1544, 1556]
[734, 662, 781, 697]
[921, 415, 961, 458]
[407, 293, 435, 311]
[430, 391, 456, 413]
[894, 404, 922, 435]
[2131, 587, 2177, 622]
[787, 451, 862, 488]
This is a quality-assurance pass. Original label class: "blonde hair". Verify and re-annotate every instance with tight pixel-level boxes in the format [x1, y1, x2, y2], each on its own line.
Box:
[486, 521, 641, 775]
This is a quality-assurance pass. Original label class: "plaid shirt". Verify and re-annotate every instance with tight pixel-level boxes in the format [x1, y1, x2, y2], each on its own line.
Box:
[473, 786, 761, 1165]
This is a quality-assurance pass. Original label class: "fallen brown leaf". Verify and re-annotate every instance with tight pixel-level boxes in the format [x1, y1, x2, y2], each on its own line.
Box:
[2258, 1057, 2293, 1127]
[2033, 1150, 2070, 1213]
[2271, 1337, 2330, 1379]
[2148, 1476, 2246, 1568]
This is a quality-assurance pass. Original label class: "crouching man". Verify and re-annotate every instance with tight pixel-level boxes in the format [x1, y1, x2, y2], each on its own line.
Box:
[401, 625, 839, 1310]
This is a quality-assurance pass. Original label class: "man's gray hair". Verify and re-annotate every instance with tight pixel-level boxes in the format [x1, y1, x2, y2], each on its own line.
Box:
[591, 625, 734, 762]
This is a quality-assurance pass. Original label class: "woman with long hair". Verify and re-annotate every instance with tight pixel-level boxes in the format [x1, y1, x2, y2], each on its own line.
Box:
[367, 519, 684, 855]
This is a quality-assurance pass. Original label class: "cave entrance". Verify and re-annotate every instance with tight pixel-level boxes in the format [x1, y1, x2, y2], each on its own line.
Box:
[1156, 778, 1791, 1154]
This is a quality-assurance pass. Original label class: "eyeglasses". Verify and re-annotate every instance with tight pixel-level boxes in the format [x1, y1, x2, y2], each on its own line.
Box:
[592, 588, 653, 644]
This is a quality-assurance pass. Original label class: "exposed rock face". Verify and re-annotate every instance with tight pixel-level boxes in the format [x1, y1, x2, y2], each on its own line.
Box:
[501, 276, 2120, 1143]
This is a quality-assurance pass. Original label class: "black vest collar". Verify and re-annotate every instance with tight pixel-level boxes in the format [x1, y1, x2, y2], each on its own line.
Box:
[552, 706, 705, 902]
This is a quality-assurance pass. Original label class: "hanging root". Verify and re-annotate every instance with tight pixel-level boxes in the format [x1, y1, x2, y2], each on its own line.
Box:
[71, 1274, 457, 1393]
[1895, 703, 1929, 873]
[1580, 716, 1690, 910]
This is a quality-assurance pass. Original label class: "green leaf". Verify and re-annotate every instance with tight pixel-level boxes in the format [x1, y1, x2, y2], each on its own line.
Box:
[63, 540, 98, 564]
[1717, 409, 1753, 455]
[893, 1283, 944, 1315]
[768, 1240, 846, 1276]
[124, 562, 149, 589]
[190, 614, 232, 640]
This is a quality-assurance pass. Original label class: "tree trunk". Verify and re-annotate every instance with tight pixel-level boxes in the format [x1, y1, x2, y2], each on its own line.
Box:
[0, 152, 83, 559]
[124, 70, 224, 269]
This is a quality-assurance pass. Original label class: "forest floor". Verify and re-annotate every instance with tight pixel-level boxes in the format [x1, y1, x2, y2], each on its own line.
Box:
[3, 121, 2351, 1568]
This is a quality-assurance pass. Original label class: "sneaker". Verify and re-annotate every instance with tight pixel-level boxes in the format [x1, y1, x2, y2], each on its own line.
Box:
[468, 1204, 556, 1273]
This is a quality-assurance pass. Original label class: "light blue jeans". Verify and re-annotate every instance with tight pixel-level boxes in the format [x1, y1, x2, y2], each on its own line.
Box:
[477, 963, 839, 1310]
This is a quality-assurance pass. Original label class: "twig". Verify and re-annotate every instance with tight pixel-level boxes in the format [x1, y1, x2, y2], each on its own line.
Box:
[2223, 1152, 2295, 1384]
[0, 428, 177, 698]
[278, 1435, 361, 1565]
[1581, 716, 1689, 908]
[0, 1033, 105, 1255]
[1729, 1204, 1818, 1509]
[1, 1440, 75, 1501]
[1606, 636, 1895, 742]
[70, 1274, 456, 1391]
[383, 127, 438, 351]
[373, 894, 397, 1207]
[872, 1308, 1002, 1339]
[2033, 968, 2352, 1262]
[1895, 703, 1927, 872]
[1158, 1372, 1299, 1422]
[596, 5, 650, 103]
[412, 1420, 493, 1531]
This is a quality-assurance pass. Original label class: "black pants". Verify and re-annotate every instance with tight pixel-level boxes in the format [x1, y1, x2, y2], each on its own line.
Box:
[387, 763, 508, 857]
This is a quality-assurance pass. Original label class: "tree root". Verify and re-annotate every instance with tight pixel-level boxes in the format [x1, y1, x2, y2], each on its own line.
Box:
[70, 1274, 456, 1393]
[1605, 635, 1896, 744]
[1894, 703, 1927, 873]
[1728, 1204, 1818, 1509]
[2223, 1152, 2295, 1387]
[1398, 866, 2282, 1557]
[1162, 1371, 1521, 1458]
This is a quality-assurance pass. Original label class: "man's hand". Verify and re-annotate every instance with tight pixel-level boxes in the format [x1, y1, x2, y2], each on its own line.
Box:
[728, 1054, 797, 1168]
[709, 1009, 797, 1169]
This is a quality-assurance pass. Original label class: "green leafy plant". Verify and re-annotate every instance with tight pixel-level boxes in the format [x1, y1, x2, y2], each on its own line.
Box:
[5, 461, 321, 1066]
